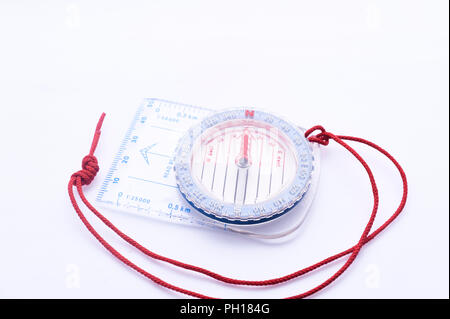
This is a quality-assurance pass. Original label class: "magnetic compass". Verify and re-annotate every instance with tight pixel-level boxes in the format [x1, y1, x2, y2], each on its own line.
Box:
[174, 109, 315, 225]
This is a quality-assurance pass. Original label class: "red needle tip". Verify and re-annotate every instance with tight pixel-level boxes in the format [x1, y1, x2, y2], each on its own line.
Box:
[236, 129, 251, 168]
[243, 133, 249, 160]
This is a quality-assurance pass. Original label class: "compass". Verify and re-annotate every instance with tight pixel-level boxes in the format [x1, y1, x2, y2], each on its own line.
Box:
[174, 109, 315, 225]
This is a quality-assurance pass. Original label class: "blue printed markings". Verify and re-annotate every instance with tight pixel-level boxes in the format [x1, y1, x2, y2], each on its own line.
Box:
[168, 202, 191, 213]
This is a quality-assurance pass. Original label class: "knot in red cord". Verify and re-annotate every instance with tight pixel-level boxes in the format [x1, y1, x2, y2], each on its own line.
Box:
[305, 125, 331, 145]
[71, 155, 99, 185]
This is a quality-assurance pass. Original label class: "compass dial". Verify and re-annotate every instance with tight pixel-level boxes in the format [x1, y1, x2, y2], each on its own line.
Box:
[174, 109, 314, 225]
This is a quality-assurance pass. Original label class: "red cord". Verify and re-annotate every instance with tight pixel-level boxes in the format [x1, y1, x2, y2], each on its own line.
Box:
[68, 115, 408, 298]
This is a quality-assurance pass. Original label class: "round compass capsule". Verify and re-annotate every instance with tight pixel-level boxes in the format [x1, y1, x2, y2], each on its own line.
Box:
[174, 109, 314, 225]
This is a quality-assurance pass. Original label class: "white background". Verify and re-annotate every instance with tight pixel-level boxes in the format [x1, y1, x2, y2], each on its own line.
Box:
[0, 0, 448, 298]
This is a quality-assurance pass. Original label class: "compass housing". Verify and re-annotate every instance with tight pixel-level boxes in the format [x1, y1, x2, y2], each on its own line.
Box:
[174, 109, 314, 225]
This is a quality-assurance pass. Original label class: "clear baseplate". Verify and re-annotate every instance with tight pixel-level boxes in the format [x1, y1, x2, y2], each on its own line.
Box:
[96, 100, 319, 242]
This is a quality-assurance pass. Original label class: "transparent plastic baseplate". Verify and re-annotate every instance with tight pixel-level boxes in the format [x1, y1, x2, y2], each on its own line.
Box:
[96, 99, 320, 240]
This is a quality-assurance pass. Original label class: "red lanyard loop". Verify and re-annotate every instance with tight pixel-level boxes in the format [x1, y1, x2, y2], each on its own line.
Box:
[68, 113, 408, 298]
